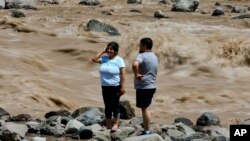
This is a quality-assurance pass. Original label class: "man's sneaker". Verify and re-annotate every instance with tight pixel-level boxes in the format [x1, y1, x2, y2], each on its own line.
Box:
[139, 130, 152, 136]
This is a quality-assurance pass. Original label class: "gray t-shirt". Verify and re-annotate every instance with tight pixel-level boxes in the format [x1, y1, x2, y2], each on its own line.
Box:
[134, 51, 158, 89]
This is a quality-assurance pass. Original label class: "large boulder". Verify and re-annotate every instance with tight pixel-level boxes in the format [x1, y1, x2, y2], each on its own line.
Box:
[196, 112, 220, 126]
[119, 100, 135, 119]
[84, 19, 120, 36]
[75, 107, 105, 126]
[171, 0, 199, 12]
[5, 0, 37, 10]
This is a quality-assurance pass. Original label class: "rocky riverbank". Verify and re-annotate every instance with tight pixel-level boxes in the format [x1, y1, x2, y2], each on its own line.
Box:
[1, 100, 250, 141]
[0, 0, 250, 140]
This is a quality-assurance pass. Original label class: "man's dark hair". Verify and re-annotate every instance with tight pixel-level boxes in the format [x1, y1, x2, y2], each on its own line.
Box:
[107, 41, 119, 55]
[140, 38, 153, 50]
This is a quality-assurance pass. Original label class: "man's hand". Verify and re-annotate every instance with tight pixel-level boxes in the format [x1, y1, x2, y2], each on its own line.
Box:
[136, 73, 143, 80]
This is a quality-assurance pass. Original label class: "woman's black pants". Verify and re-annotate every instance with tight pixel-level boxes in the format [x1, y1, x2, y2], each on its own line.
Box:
[102, 86, 120, 119]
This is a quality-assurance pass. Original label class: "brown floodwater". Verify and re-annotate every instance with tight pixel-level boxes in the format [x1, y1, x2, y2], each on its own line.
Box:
[0, 0, 250, 132]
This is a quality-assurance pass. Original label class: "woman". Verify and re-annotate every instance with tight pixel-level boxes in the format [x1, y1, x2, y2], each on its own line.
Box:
[91, 42, 125, 132]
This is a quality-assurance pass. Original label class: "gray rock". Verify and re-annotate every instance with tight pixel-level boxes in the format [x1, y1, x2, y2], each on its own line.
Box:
[65, 119, 85, 134]
[239, 119, 250, 125]
[5, 122, 28, 137]
[192, 135, 228, 141]
[0, 107, 9, 117]
[203, 126, 229, 139]
[163, 135, 172, 141]
[123, 133, 164, 141]
[31, 137, 46, 141]
[154, 10, 166, 18]
[40, 116, 65, 136]
[25, 121, 41, 133]
[45, 109, 71, 119]
[119, 100, 135, 119]
[130, 9, 142, 13]
[162, 123, 196, 141]
[167, 128, 185, 137]
[7, 114, 31, 121]
[0, 130, 23, 141]
[174, 117, 194, 126]
[39, 0, 59, 4]
[101, 10, 112, 15]
[0, 0, 5, 9]
[171, 0, 199, 12]
[79, 0, 100, 6]
[6, 0, 37, 10]
[72, 128, 93, 140]
[232, 14, 250, 19]
[0, 120, 5, 128]
[212, 7, 225, 16]
[151, 123, 162, 135]
[39, 0, 53, 4]
[76, 107, 105, 126]
[110, 127, 135, 140]
[82, 123, 103, 132]
[196, 112, 220, 126]
[127, 0, 142, 4]
[160, 0, 172, 5]
[72, 107, 104, 118]
[231, 6, 248, 13]
[129, 117, 143, 128]
[0, 120, 5, 135]
[84, 19, 120, 36]
[93, 133, 110, 141]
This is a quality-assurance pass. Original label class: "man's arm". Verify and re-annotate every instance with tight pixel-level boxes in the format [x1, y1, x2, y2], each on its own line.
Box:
[132, 60, 142, 80]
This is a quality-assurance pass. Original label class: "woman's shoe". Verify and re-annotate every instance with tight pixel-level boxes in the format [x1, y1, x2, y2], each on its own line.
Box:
[110, 123, 119, 133]
[110, 118, 119, 132]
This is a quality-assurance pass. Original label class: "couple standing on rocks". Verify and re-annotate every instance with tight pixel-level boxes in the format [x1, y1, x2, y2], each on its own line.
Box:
[91, 37, 158, 135]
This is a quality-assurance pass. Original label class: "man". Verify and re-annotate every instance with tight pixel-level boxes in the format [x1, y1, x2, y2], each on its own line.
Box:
[132, 37, 158, 135]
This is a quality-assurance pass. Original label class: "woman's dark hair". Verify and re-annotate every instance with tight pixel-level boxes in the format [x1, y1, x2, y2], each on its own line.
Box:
[107, 42, 119, 55]
[140, 38, 153, 50]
